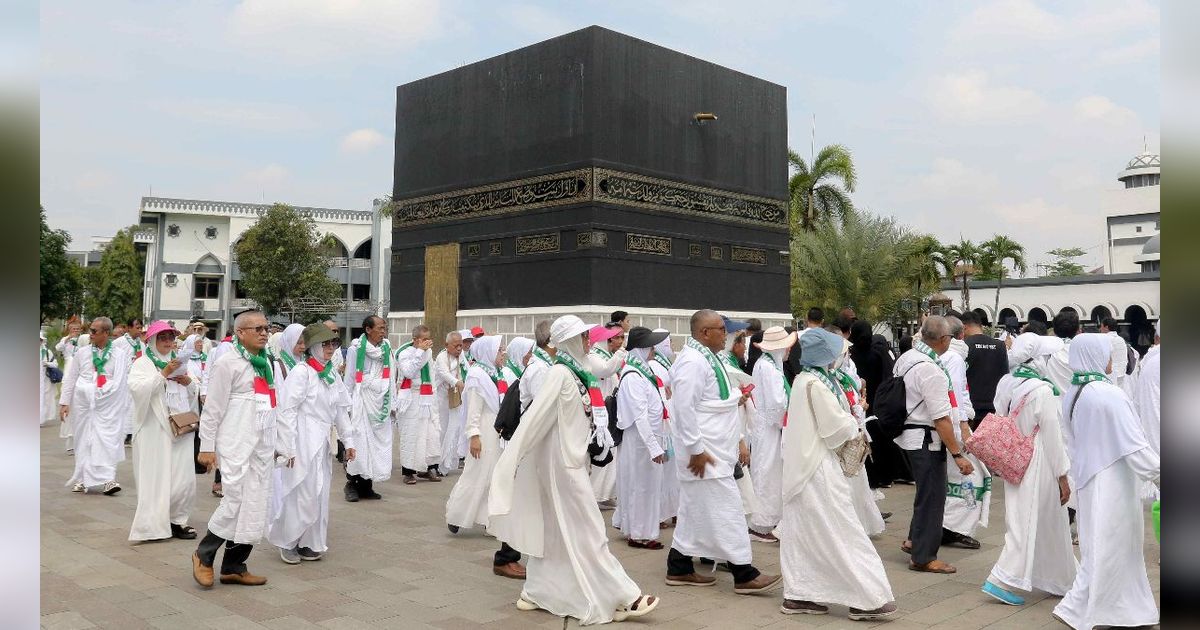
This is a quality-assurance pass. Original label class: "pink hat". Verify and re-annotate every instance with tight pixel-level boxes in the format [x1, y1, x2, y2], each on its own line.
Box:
[589, 324, 622, 344]
[143, 320, 180, 341]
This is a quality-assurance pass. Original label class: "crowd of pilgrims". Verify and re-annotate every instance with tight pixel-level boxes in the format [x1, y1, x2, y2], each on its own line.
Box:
[38, 305, 1161, 627]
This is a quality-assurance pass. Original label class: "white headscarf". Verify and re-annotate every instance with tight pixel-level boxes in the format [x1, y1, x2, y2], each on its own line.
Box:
[267, 331, 284, 356]
[505, 337, 535, 367]
[629, 346, 652, 362]
[148, 334, 189, 411]
[1007, 332, 1041, 369]
[652, 328, 673, 361]
[183, 334, 205, 359]
[465, 335, 504, 412]
[280, 323, 306, 364]
[1063, 333, 1149, 490]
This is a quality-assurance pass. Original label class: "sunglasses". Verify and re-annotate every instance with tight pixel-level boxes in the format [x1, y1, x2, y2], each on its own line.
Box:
[88, 328, 104, 334]
[239, 325, 270, 334]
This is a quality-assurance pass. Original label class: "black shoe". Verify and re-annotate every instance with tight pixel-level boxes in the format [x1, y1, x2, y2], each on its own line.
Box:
[344, 481, 359, 502]
[447, 524, 460, 534]
[358, 480, 382, 500]
[941, 529, 981, 549]
[171, 524, 198, 540]
[880, 511, 893, 521]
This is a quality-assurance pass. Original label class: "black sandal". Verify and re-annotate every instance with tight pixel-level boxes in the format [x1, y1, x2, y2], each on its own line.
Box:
[171, 524, 198, 540]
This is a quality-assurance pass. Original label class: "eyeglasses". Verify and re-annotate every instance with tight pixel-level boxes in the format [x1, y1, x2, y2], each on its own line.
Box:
[88, 328, 103, 334]
[238, 325, 270, 334]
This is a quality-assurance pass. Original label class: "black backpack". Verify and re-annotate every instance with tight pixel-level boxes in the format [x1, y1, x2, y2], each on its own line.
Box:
[601, 372, 634, 449]
[872, 363, 924, 440]
[493, 378, 523, 441]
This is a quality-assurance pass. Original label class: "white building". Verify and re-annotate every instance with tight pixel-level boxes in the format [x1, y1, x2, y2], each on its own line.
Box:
[1103, 150, 1160, 274]
[136, 196, 392, 340]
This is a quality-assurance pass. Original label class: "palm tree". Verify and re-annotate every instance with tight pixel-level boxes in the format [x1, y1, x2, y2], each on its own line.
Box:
[903, 235, 951, 326]
[790, 207, 912, 323]
[787, 145, 857, 315]
[943, 238, 981, 312]
[980, 235, 1028, 325]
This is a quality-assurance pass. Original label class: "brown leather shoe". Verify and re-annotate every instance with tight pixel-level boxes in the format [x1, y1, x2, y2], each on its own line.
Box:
[219, 571, 268, 586]
[192, 552, 213, 588]
[665, 573, 716, 587]
[492, 562, 526, 580]
[734, 573, 782, 594]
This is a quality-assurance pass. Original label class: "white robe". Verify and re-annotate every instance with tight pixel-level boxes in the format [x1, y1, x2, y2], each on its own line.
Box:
[56, 337, 83, 445]
[445, 368, 503, 529]
[128, 355, 197, 541]
[200, 352, 291, 544]
[434, 349, 467, 472]
[941, 350, 991, 537]
[60, 344, 131, 487]
[268, 362, 357, 552]
[668, 345, 752, 565]
[749, 355, 786, 533]
[614, 364, 666, 542]
[587, 347, 626, 502]
[343, 339, 395, 481]
[988, 375, 1077, 594]
[649, 359, 679, 522]
[395, 346, 439, 472]
[837, 367, 885, 538]
[488, 364, 641, 625]
[779, 372, 893, 609]
[40, 345, 59, 426]
[113, 334, 145, 435]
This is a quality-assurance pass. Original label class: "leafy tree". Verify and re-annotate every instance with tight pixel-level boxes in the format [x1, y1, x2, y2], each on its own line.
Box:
[1046, 246, 1087, 277]
[787, 144, 857, 314]
[235, 204, 343, 317]
[943, 238, 981, 311]
[83, 226, 145, 324]
[40, 206, 82, 322]
[980, 235, 1028, 324]
[790, 207, 912, 323]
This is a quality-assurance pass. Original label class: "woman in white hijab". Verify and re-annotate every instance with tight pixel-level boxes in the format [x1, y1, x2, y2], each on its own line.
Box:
[648, 329, 679, 527]
[275, 323, 307, 379]
[614, 327, 671, 549]
[833, 338, 885, 538]
[446, 335, 508, 533]
[777, 328, 895, 620]
[981, 333, 1076, 606]
[501, 336, 534, 387]
[128, 321, 198, 542]
[268, 323, 307, 523]
[1052, 333, 1159, 629]
[489, 316, 657, 624]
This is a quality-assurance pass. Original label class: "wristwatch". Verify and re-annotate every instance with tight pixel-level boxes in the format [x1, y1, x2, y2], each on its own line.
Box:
[951, 452, 966, 460]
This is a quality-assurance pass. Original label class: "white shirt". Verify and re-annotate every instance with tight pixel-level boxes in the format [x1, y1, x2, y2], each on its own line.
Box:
[892, 349, 953, 451]
[1107, 331, 1129, 379]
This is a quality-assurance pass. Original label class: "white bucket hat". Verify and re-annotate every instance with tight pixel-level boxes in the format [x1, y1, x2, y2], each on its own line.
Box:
[754, 325, 797, 352]
[549, 315, 592, 347]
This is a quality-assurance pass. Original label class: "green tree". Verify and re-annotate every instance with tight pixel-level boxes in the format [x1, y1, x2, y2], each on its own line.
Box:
[787, 144, 857, 315]
[85, 226, 145, 324]
[40, 206, 82, 322]
[980, 235, 1028, 324]
[790, 207, 913, 323]
[235, 204, 343, 317]
[1046, 247, 1087, 277]
[943, 238, 981, 312]
[902, 234, 951, 326]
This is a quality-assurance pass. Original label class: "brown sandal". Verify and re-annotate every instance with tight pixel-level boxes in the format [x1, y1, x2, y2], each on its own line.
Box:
[628, 539, 664, 550]
[211, 484, 223, 498]
[909, 560, 957, 574]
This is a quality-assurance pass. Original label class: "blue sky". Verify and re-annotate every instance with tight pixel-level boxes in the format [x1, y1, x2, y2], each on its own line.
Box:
[40, 0, 1159, 272]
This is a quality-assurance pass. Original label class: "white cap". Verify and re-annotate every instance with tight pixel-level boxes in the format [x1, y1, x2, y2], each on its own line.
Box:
[549, 315, 591, 347]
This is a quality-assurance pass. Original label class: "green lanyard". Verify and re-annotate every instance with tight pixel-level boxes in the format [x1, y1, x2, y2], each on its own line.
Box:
[148, 350, 176, 371]
[1071, 371, 1109, 385]
[1014, 363, 1060, 395]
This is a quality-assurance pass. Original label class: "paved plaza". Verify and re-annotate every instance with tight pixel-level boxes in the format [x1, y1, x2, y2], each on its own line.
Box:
[40, 425, 1159, 629]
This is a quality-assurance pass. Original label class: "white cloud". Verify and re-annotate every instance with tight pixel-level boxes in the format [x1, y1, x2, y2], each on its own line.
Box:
[503, 5, 580, 40]
[149, 98, 317, 132]
[951, 0, 1061, 46]
[1097, 36, 1160, 65]
[242, 164, 290, 187]
[339, 128, 387, 154]
[913, 158, 1000, 200]
[227, 0, 446, 63]
[929, 70, 1046, 123]
[1074, 95, 1140, 127]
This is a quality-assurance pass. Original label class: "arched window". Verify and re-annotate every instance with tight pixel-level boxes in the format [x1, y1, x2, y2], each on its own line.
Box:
[353, 238, 372, 259]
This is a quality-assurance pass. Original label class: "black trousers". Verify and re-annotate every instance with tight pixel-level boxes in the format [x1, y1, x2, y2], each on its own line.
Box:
[196, 530, 253, 575]
[494, 542, 520, 566]
[345, 472, 373, 491]
[864, 421, 910, 486]
[667, 547, 759, 584]
[903, 447, 948, 565]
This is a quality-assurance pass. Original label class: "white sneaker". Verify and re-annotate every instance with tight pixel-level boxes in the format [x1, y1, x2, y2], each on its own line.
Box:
[71, 483, 84, 493]
[101, 481, 121, 495]
[280, 547, 301, 565]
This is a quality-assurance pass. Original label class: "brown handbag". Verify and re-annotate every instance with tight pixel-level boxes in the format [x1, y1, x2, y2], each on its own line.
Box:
[169, 411, 200, 437]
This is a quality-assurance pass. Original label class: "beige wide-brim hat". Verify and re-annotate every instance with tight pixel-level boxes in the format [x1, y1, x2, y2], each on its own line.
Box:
[755, 325, 797, 351]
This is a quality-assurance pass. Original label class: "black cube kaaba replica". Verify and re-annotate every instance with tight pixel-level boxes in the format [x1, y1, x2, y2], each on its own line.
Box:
[391, 26, 789, 337]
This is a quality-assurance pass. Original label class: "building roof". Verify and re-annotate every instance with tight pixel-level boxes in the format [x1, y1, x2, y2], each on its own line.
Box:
[1142, 233, 1160, 255]
[140, 196, 373, 224]
[1125, 151, 1160, 170]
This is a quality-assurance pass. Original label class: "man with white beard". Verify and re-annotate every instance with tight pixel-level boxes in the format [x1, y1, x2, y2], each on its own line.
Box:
[488, 315, 658, 624]
[747, 326, 797, 544]
[434, 330, 467, 474]
[665, 309, 780, 595]
[395, 324, 440, 485]
[59, 317, 132, 495]
[191, 310, 292, 587]
[343, 315, 394, 501]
